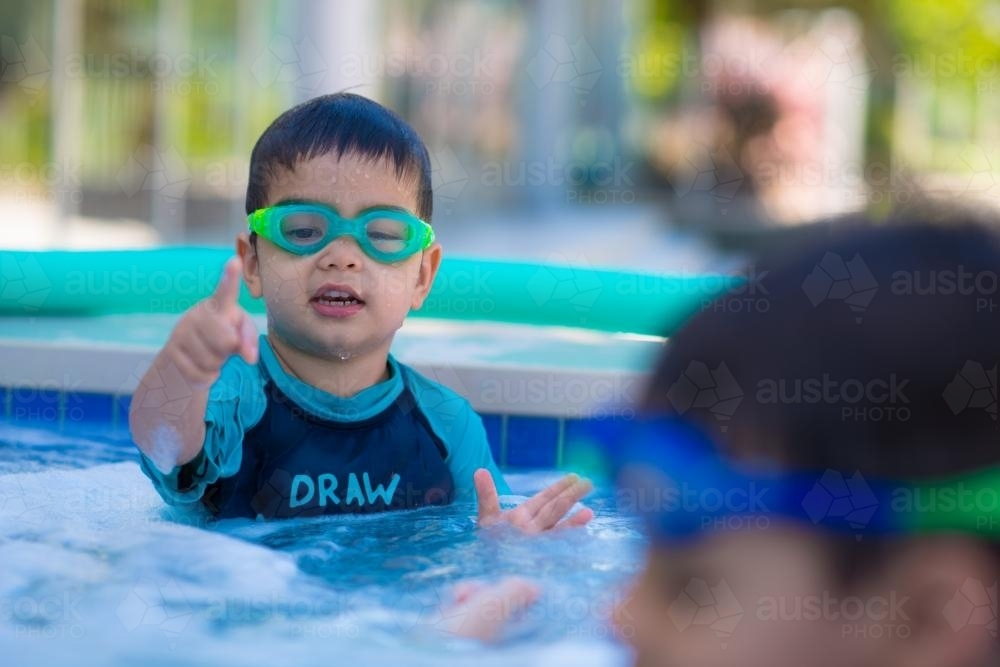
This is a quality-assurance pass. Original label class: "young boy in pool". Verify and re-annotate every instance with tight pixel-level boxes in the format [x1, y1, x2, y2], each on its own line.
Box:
[450, 216, 1000, 664]
[129, 92, 593, 529]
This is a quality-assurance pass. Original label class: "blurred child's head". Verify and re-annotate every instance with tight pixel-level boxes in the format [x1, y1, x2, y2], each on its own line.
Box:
[616, 214, 999, 667]
[237, 92, 439, 362]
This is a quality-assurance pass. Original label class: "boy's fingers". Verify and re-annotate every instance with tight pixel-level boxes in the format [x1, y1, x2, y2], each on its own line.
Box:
[451, 581, 485, 604]
[521, 474, 579, 519]
[237, 310, 259, 364]
[175, 308, 251, 387]
[168, 336, 219, 386]
[535, 477, 593, 529]
[474, 577, 539, 613]
[474, 469, 502, 525]
[555, 507, 594, 530]
[210, 257, 243, 312]
[450, 577, 540, 643]
[193, 310, 242, 359]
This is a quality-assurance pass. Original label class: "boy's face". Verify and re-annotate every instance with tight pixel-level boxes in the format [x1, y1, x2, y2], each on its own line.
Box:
[618, 529, 863, 667]
[239, 152, 440, 361]
[615, 527, 979, 667]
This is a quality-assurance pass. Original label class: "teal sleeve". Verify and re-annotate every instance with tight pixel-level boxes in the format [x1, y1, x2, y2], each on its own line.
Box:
[138, 356, 266, 506]
[400, 366, 511, 501]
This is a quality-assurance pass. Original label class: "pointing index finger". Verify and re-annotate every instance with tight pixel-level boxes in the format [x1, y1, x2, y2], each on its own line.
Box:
[210, 257, 243, 312]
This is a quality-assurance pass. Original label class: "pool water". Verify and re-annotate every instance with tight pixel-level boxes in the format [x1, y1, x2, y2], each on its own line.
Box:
[0, 418, 640, 666]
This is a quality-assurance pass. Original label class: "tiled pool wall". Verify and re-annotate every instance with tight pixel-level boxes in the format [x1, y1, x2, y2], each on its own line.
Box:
[0, 386, 633, 470]
[0, 317, 658, 471]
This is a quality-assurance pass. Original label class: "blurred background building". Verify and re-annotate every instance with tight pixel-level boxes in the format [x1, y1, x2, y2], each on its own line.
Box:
[2, 0, 999, 267]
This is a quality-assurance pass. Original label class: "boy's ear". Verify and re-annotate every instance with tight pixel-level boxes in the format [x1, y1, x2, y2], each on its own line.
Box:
[411, 242, 442, 310]
[872, 539, 997, 667]
[236, 233, 264, 298]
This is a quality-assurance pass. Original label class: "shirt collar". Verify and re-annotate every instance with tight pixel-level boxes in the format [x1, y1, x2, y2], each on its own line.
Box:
[257, 335, 404, 422]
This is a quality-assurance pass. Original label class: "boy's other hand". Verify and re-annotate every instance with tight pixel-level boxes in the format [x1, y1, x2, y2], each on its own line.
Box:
[475, 469, 594, 533]
[443, 577, 540, 643]
[165, 257, 259, 388]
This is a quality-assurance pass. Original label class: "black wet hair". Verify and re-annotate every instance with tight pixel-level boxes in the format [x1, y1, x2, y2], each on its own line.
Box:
[642, 208, 1000, 582]
[245, 92, 433, 223]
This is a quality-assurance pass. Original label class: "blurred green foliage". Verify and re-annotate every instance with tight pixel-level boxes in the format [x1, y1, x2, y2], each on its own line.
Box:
[4, 0, 1000, 201]
[888, 0, 1000, 74]
[1, 0, 288, 195]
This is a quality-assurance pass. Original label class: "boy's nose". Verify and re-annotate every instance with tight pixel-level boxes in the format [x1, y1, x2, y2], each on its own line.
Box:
[316, 236, 363, 270]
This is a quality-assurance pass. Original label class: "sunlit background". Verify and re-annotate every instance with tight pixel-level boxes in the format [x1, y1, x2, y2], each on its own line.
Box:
[1, 4, 999, 664]
[3, 0, 1000, 265]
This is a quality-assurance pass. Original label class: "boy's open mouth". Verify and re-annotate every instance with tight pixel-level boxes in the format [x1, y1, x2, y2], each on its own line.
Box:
[310, 284, 366, 316]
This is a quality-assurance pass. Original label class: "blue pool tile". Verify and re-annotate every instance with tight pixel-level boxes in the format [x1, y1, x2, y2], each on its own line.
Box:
[480, 413, 504, 464]
[564, 414, 634, 442]
[562, 416, 631, 476]
[8, 384, 62, 425]
[505, 415, 559, 469]
[114, 394, 132, 433]
[63, 391, 114, 425]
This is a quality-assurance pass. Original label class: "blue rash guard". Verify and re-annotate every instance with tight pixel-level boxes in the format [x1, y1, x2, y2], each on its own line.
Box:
[139, 336, 510, 519]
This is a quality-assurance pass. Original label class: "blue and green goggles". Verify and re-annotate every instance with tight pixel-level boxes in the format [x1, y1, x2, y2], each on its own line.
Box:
[589, 417, 1000, 544]
[248, 203, 435, 263]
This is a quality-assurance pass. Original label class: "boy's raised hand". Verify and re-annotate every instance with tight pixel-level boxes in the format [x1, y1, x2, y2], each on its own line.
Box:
[166, 257, 259, 387]
[475, 469, 594, 533]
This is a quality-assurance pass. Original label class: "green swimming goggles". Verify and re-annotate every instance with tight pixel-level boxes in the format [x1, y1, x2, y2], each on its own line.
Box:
[248, 202, 435, 263]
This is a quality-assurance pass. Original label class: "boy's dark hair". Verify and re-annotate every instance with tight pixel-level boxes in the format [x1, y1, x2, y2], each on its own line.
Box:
[642, 211, 1000, 581]
[245, 92, 433, 222]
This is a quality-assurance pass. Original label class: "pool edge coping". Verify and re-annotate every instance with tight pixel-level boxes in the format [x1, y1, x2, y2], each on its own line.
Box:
[0, 337, 650, 419]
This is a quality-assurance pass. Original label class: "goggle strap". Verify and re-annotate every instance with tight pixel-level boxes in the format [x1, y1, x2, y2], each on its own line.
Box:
[597, 418, 1000, 542]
